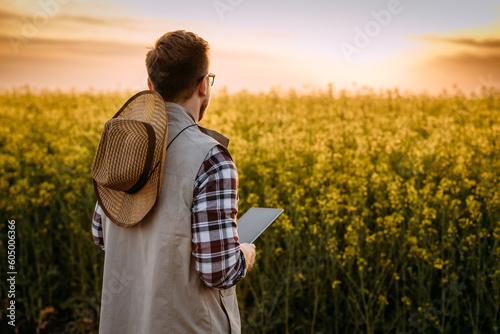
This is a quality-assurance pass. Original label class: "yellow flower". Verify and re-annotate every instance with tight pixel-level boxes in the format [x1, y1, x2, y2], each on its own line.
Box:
[401, 296, 412, 306]
[377, 295, 389, 305]
[331, 280, 342, 290]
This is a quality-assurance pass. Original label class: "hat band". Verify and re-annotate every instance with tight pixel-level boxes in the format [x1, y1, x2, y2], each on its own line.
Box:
[125, 123, 156, 194]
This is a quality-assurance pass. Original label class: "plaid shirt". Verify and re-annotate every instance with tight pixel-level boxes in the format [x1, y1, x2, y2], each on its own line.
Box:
[92, 145, 246, 289]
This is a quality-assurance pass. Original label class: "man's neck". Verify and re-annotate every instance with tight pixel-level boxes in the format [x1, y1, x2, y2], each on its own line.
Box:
[175, 98, 200, 123]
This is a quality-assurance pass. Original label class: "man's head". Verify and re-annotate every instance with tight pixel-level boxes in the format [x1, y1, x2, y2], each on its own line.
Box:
[146, 30, 211, 119]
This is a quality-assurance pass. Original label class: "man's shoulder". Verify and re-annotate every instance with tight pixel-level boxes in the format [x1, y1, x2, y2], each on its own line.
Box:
[169, 127, 218, 166]
[183, 125, 230, 157]
[203, 145, 235, 168]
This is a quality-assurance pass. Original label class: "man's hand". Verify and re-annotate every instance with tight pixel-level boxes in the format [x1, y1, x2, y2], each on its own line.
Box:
[240, 243, 256, 272]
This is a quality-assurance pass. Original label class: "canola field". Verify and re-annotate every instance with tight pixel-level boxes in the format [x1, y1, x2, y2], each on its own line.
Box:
[0, 87, 499, 333]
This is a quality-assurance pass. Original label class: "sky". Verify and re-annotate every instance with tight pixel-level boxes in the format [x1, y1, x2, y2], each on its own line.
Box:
[0, 0, 499, 94]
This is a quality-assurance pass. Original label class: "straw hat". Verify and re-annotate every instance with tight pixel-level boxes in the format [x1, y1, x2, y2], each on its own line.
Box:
[91, 90, 168, 227]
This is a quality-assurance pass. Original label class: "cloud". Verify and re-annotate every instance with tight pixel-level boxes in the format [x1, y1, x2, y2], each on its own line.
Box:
[0, 5, 147, 36]
[416, 35, 500, 49]
[403, 29, 500, 92]
[56, 13, 128, 28]
[0, 2, 227, 52]
[438, 52, 500, 68]
[0, 7, 23, 24]
[0, 35, 145, 59]
[444, 37, 500, 49]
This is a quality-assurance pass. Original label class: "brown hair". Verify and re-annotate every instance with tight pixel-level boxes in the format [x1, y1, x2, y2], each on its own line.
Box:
[146, 30, 210, 102]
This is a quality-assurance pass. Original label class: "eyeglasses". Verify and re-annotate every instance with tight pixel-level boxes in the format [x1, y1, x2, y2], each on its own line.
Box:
[198, 73, 216, 87]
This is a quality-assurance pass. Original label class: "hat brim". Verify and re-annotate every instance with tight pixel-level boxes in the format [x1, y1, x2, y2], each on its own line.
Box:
[93, 90, 168, 227]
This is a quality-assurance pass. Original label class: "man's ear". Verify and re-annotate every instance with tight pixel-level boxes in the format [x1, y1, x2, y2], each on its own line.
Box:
[198, 75, 207, 97]
[147, 78, 154, 91]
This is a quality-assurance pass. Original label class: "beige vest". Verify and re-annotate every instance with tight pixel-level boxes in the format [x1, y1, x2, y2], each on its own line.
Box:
[99, 103, 241, 334]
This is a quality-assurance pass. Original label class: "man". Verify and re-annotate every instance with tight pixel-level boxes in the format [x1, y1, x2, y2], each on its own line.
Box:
[91, 30, 256, 333]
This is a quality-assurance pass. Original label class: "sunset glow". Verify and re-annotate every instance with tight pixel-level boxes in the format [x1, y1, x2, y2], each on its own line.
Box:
[1, 0, 499, 94]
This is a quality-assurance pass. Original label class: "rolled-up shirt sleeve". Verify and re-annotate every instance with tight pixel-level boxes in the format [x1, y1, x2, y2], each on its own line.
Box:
[192, 145, 247, 289]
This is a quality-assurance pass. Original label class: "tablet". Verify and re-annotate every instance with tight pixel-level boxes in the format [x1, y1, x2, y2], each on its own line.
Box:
[237, 207, 284, 244]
